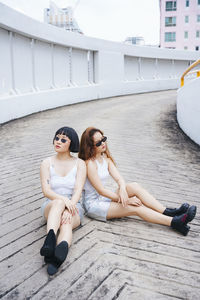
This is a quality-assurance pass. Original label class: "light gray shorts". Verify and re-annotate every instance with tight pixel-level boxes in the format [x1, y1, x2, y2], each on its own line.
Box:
[83, 196, 111, 222]
[41, 199, 84, 223]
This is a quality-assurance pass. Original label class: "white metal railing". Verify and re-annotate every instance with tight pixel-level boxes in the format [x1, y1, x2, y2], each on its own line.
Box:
[0, 3, 199, 124]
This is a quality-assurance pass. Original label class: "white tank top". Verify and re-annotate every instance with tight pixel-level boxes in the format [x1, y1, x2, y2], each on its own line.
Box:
[49, 158, 78, 197]
[84, 157, 110, 200]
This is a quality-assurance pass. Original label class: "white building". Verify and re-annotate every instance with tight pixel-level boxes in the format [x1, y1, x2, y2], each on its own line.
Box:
[44, 1, 83, 34]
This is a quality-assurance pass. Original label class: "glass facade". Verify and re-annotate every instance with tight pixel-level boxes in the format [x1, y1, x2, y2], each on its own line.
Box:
[166, 1, 177, 11]
[165, 32, 176, 41]
[165, 17, 176, 26]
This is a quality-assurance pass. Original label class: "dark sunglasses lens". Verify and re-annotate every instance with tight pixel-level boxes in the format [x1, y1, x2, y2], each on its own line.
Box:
[96, 136, 107, 147]
[55, 137, 59, 141]
[61, 139, 67, 143]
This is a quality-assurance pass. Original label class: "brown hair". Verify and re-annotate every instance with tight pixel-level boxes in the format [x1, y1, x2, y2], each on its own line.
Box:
[79, 127, 115, 164]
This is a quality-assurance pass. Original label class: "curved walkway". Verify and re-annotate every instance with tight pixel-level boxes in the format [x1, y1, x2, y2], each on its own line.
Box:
[0, 90, 200, 299]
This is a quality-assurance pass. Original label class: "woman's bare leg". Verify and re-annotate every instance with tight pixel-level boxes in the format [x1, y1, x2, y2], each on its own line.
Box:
[44, 199, 65, 234]
[57, 212, 80, 246]
[107, 202, 172, 226]
[126, 182, 166, 213]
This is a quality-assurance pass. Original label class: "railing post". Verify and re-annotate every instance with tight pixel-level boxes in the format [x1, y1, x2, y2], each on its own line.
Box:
[154, 58, 158, 79]
[51, 43, 56, 88]
[9, 31, 17, 95]
[68, 47, 74, 86]
[137, 57, 142, 80]
[31, 38, 38, 91]
[171, 59, 175, 78]
[87, 50, 91, 84]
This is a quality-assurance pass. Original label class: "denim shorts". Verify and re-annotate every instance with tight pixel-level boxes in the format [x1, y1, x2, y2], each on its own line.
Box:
[41, 199, 84, 222]
[83, 196, 111, 222]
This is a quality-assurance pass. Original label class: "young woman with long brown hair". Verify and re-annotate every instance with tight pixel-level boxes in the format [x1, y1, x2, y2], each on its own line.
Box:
[79, 127, 196, 236]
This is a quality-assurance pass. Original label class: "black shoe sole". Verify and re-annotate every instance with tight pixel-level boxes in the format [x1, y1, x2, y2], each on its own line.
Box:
[181, 225, 190, 236]
[47, 241, 68, 276]
[40, 245, 54, 257]
[186, 206, 197, 223]
[44, 256, 53, 264]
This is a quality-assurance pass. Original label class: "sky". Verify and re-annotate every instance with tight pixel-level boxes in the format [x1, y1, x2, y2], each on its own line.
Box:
[0, 0, 160, 44]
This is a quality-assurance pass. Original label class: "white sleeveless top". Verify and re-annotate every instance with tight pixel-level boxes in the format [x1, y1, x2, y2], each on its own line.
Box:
[49, 158, 78, 197]
[83, 157, 110, 201]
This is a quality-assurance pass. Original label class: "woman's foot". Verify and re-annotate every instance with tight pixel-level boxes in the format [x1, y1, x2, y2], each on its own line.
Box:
[171, 205, 197, 236]
[40, 229, 56, 258]
[47, 241, 69, 275]
[163, 203, 189, 217]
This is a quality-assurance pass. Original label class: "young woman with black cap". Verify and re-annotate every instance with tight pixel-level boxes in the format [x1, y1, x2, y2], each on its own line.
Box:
[79, 127, 196, 236]
[40, 127, 86, 275]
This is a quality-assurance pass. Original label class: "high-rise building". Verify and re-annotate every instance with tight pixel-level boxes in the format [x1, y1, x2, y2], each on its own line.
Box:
[44, 1, 83, 34]
[124, 36, 145, 45]
[160, 0, 200, 50]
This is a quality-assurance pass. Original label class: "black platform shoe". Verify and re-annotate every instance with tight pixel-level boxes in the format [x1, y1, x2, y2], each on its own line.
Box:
[171, 205, 197, 236]
[163, 203, 189, 217]
[40, 229, 56, 258]
[47, 241, 69, 276]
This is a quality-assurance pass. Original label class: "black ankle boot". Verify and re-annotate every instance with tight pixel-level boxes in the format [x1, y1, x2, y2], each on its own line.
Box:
[171, 205, 197, 236]
[163, 203, 189, 217]
[47, 241, 69, 276]
[40, 229, 56, 258]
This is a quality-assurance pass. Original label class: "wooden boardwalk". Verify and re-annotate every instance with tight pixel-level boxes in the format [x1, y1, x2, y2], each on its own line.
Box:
[0, 90, 199, 299]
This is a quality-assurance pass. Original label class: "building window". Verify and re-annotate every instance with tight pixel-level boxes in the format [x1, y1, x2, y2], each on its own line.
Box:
[184, 31, 188, 38]
[195, 46, 199, 50]
[186, 0, 189, 7]
[197, 15, 200, 22]
[184, 46, 188, 50]
[185, 16, 189, 23]
[198, 0, 200, 5]
[165, 17, 176, 26]
[196, 31, 200, 38]
[165, 32, 176, 42]
[166, 1, 176, 11]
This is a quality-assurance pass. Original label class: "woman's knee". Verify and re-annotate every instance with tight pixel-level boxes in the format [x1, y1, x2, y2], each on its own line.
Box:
[51, 198, 65, 211]
[127, 182, 141, 191]
[72, 214, 81, 229]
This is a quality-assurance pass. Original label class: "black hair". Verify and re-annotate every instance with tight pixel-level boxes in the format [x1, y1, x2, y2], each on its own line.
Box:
[53, 127, 79, 153]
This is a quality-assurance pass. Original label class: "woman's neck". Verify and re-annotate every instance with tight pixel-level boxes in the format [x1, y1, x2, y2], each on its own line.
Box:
[94, 153, 103, 160]
[56, 152, 72, 161]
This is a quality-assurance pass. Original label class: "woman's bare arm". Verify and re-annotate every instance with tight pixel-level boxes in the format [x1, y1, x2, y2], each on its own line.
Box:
[71, 159, 86, 205]
[107, 158, 129, 206]
[107, 159, 126, 188]
[87, 160, 119, 201]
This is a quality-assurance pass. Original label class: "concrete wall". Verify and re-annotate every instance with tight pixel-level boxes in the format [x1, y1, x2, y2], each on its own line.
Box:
[0, 3, 199, 124]
[177, 76, 200, 145]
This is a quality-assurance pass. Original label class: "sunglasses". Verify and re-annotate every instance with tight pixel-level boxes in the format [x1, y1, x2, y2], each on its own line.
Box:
[55, 136, 69, 143]
[95, 136, 107, 147]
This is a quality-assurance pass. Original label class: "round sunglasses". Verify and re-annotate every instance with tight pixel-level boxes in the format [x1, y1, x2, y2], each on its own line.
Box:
[95, 136, 107, 147]
[55, 136, 69, 143]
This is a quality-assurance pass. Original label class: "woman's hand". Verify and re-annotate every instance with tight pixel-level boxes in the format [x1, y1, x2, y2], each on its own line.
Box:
[64, 198, 78, 215]
[128, 196, 142, 206]
[118, 187, 129, 207]
[61, 210, 72, 225]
